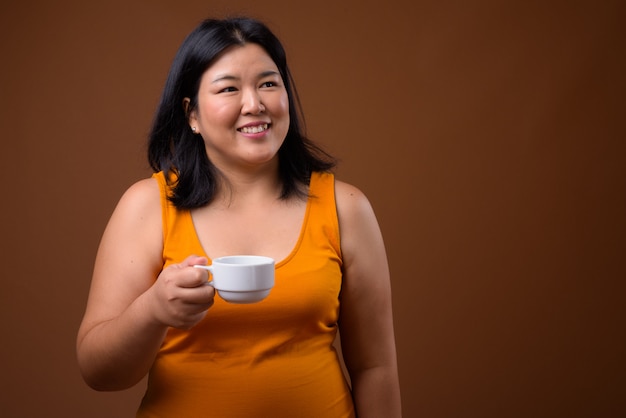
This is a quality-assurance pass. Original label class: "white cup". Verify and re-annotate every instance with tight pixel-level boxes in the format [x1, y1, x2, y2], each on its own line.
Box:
[194, 255, 275, 304]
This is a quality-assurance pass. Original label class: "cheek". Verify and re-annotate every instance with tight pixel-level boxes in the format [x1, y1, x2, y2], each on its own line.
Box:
[271, 95, 290, 133]
[201, 103, 239, 127]
[278, 95, 290, 116]
[265, 90, 289, 116]
[275, 96, 290, 132]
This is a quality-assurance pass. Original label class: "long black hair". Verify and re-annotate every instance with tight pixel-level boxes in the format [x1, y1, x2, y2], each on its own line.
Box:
[148, 17, 335, 209]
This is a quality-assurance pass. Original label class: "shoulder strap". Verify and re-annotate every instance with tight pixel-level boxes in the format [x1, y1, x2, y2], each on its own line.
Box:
[308, 172, 342, 260]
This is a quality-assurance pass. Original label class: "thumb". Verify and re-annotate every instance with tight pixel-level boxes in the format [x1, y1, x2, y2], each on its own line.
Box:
[174, 255, 210, 288]
[180, 254, 208, 268]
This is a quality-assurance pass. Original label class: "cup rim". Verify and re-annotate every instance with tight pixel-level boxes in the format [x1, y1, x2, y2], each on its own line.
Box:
[212, 255, 275, 266]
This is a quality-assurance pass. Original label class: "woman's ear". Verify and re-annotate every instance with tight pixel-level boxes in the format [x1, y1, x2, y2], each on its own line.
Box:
[183, 97, 199, 133]
[182, 97, 192, 117]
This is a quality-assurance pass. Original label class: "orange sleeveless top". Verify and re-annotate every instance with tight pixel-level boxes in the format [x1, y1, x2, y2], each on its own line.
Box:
[137, 171, 355, 418]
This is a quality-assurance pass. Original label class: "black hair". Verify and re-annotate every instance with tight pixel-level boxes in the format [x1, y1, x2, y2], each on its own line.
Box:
[147, 17, 335, 209]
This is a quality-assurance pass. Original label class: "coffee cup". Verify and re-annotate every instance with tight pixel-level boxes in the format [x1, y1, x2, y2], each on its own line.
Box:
[194, 255, 275, 304]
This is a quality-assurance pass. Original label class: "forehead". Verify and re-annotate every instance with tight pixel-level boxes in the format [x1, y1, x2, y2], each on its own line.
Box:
[206, 43, 279, 76]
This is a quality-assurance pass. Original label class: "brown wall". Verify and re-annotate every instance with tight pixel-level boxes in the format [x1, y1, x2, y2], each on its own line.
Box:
[1, 0, 625, 416]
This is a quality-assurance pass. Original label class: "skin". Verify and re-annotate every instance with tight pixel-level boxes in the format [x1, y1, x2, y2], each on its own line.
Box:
[76, 43, 401, 417]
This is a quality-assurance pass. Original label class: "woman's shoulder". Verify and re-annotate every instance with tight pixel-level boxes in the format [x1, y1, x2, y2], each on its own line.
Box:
[111, 176, 162, 223]
[334, 179, 372, 214]
[120, 176, 160, 204]
[333, 179, 379, 239]
[97, 176, 164, 270]
[333, 178, 384, 268]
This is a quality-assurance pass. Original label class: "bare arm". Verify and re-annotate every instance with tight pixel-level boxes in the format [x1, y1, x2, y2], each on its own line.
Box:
[76, 178, 215, 391]
[335, 181, 402, 417]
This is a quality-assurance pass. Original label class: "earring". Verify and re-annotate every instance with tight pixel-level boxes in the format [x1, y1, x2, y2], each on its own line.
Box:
[191, 126, 197, 133]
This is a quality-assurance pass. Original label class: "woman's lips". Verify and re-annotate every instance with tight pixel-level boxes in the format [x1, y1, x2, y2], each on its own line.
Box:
[238, 123, 270, 134]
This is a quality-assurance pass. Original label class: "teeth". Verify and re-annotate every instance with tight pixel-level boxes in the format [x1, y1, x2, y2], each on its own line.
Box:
[240, 124, 269, 134]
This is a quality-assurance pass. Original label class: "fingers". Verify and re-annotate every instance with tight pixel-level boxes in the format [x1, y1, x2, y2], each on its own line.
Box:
[150, 255, 216, 329]
[173, 255, 210, 288]
[171, 284, 215, 329]
[178, 283, 216, 305]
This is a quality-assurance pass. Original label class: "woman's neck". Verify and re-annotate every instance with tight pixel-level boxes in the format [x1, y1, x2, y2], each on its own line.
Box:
[212, 163, 283, 209]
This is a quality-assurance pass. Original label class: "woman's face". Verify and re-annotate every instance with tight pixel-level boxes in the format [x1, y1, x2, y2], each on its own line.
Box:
[188, 43, 290, 173]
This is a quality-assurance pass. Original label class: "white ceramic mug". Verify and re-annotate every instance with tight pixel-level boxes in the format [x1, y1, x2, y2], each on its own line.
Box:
[194, 255, 275, 304]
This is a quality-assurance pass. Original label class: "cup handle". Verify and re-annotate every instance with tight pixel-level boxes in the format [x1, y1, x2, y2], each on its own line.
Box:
[193, 264, 215, 287]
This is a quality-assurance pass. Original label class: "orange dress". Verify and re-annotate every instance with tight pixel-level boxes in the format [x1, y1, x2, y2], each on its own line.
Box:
[136, 171, 355, 418]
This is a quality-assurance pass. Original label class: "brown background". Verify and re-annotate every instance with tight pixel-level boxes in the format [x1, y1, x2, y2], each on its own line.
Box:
[1, 0, 625, 417]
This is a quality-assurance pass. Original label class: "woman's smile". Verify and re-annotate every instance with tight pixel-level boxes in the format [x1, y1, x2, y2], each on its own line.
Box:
[238, 122, 271, 135]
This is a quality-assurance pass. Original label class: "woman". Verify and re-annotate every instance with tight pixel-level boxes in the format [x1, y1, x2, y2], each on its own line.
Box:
[77, 17, 401, 417]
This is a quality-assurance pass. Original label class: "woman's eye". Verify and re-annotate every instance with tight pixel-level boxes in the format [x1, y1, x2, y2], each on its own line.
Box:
[219, 86, 238, 93]
[261, 81, 276, 88]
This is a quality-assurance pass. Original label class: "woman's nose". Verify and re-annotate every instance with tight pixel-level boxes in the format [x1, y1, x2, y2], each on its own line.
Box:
[241, 89, 265, 115]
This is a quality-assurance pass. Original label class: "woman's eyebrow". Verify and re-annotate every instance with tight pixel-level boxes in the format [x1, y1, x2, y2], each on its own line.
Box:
[211, 70, 280, 84]
[211, 74, 239, 84]
[259, 70, 280, 78]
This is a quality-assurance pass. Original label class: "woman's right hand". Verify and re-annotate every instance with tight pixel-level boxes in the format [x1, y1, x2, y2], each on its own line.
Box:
[147, 255, 216, 330]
